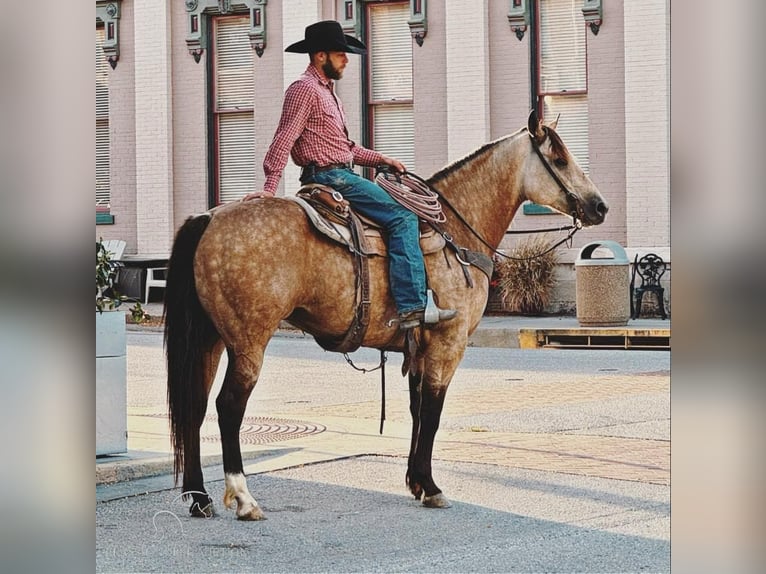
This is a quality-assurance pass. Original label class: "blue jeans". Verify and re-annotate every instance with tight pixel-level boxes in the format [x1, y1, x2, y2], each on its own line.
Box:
[309, 168, 427, 314]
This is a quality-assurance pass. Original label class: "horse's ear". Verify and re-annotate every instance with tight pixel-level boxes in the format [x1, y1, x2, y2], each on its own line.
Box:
[527, 109, 546, 143]
[547, 113, 560, 131]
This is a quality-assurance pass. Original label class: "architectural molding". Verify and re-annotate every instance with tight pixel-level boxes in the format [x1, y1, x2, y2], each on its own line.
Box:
[185, 0, 267, 62]
[408, 0, 427, 46]
[507, 0, 528, 41]
[96, 1, 121, 69]
[338, 0, 358, 37]
[582, 0, 602, 35]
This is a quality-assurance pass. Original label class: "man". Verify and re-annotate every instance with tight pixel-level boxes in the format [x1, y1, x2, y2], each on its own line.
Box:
[243, 20, 456, 330]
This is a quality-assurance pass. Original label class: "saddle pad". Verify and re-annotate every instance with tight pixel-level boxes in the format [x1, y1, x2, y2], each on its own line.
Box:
[286, 196, 445, 257]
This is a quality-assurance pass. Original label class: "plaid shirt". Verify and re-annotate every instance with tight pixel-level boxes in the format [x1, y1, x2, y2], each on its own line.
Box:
[263, 65, 384, 195]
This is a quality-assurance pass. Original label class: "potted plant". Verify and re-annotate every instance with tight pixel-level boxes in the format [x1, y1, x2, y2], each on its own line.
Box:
[494, 234, 560, 315]
[96, 239, 146, 456]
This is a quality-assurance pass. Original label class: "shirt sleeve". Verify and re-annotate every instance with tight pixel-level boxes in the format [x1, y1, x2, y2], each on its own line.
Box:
[349, 142, 385, 168]
[262, 81, 315, 195]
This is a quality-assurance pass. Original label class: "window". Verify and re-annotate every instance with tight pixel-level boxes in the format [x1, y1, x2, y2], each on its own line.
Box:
[366, 2, 414, 169]
[537, 0, 589, 173]
[211, 15, 254, 204]
[96, 25, 112, 221]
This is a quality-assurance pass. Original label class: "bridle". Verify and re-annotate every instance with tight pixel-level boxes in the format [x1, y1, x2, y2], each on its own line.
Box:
[527, 127, 583, 226]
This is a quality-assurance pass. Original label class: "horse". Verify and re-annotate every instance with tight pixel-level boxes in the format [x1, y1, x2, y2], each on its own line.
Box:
[164, 110, 608, 520]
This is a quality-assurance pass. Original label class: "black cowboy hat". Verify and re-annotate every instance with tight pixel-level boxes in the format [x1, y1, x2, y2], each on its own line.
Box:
[285, 20, 367, 55]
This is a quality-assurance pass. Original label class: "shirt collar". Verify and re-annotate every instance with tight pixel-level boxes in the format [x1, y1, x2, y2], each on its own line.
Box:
[305, 64, 333, 89]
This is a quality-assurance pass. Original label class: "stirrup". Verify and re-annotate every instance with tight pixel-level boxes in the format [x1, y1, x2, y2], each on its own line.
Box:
[393, 290, 458, 330]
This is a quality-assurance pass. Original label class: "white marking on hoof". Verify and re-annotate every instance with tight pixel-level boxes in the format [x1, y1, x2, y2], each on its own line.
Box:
[237, 505, 266, 521]
[422, 492, 452, 508]
[223, 472, 266, 520]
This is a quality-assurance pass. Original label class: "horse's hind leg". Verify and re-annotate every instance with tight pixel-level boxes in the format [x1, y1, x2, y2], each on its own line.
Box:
[184, 339, 225, 517]
[217, 347, 267, 520]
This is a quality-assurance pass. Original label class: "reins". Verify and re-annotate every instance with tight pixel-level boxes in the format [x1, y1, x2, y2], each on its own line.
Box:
[375, 127, 583, 263]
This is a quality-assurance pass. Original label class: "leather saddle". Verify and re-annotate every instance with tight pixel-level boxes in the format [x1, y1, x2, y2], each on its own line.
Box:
[287, 183, 446, 257]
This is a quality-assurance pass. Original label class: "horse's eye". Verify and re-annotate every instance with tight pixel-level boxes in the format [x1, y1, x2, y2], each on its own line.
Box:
[554, 157, 568, 168]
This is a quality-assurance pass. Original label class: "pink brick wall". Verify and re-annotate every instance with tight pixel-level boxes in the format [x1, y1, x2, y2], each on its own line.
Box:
[98, 0, 137, 254]
[488, 0, 530, 140]
[413, 0, 448, 176]
[254, 5, 287, 193]
[171, 0, 209, 229]
[624, 0, 670, 248]
[133, 0, 174, 255]
[583, 0, 627, 249]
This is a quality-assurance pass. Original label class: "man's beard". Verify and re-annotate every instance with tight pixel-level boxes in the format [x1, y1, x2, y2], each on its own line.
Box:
[322, 59, 343, 80]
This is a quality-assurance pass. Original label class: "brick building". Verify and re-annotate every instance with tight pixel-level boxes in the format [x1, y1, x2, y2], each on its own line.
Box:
[96, 0, 669, 312]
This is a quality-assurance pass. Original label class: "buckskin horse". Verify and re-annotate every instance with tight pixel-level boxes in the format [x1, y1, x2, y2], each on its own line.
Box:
[164, 111, 608, 520]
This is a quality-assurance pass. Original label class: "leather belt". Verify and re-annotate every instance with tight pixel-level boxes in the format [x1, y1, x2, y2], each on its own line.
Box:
[300, 162, 353, 182]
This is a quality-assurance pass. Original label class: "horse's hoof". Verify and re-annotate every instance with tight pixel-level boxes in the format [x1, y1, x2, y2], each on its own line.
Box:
[407, 477, 423, 500]
[190, 501, 215, 518]
[236, 504, 266, 521]
[422, 493, 451, 508]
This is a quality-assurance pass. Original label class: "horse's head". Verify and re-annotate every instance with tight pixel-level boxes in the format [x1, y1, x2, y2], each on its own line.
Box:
[523, 110, 608, 227]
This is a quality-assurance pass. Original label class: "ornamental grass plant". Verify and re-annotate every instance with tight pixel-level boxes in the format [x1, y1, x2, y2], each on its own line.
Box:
[495, 234, 560, 315]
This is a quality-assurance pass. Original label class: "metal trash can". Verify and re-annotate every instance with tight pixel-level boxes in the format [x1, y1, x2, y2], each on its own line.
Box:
[575, 240, 630, 326]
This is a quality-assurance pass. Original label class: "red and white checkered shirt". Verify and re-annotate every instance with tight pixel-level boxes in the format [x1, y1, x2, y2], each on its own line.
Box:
[263, 64, 384, 195]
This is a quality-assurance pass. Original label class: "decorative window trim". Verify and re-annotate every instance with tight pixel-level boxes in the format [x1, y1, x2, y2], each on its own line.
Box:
[185, 0, 267, 62]
[96, 212, 116, 225]
[407, 0, 426, 46]
[339, 0, 358, 36]
[507, 0, 529, 41]
[95, 1, 121, 69]
[582, 0, 602, 36]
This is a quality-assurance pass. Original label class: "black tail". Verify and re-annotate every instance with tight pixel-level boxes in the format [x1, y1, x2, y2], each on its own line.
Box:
[164, 213, 218, 483]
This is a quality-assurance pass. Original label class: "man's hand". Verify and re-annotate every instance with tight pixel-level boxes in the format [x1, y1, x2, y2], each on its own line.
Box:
[241, 191, 274, 202]
[381, 156, 406, 174]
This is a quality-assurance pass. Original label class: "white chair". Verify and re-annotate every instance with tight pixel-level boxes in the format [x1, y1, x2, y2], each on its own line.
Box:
[144, 267, 167, 303]
[101, 239, 126, 260]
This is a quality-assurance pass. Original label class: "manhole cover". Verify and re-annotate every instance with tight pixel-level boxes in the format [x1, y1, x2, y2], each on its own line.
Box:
[139, 414, 326, 445]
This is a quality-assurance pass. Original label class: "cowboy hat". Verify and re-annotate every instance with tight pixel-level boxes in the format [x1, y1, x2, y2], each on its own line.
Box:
[285, 20, 367, 55]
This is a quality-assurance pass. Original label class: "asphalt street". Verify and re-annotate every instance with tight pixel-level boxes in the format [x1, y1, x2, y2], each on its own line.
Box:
[97, 331, 670, 573]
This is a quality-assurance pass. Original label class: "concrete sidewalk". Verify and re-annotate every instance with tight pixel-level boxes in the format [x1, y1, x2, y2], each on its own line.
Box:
[131, 301, 671, 349]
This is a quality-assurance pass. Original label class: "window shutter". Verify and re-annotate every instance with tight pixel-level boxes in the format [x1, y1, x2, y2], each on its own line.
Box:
[539, 0, 587, 93]
[543, 94, 589, 173]
[369, 4, 413, 101]
[96, 27, 110, 207]
[215, 17, 254, 110]
[368, 3, 414, 168]
[218, 112, 255, 202]
[373, 104, 415, 169]
[214, 16, 255, 203]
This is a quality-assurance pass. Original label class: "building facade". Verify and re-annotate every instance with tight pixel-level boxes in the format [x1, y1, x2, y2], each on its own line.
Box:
[96, 0, 669, 312]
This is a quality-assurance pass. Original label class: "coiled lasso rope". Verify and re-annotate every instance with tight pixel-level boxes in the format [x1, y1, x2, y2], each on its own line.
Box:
[375, 167, 447, 224]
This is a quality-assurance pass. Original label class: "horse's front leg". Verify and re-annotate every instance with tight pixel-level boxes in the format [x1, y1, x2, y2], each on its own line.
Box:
[406, 365, 456, 509]
[217, 348, 266, 521]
